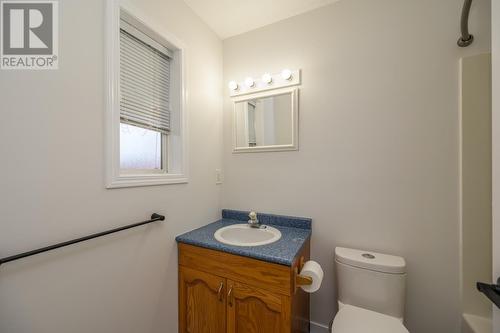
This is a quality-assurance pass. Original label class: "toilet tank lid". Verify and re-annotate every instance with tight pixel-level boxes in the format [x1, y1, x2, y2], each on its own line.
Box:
[335, 247, 406, 274]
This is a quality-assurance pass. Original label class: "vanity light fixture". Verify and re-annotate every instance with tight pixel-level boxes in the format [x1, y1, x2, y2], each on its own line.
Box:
[281, 69, 293, 81]
[244, 77, 255, 88]
[229, 69, 300, 97]
[228, 81, 239, 91]
[262, 73, 272, 84]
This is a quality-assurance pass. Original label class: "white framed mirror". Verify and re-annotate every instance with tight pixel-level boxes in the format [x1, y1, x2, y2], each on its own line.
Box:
[232, 87, 298, 153]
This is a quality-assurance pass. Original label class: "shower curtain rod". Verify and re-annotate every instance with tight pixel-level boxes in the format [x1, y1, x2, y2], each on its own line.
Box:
[458, 0, 474, 47]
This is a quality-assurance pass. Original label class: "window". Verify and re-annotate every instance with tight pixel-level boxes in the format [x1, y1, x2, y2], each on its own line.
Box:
[119, 19, 170, 173]
[120, 123, 162, 170]
[106, 3, 187, 188]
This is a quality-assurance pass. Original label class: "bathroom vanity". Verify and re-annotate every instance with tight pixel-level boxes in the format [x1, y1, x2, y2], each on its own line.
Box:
[176, 210, 312, 333]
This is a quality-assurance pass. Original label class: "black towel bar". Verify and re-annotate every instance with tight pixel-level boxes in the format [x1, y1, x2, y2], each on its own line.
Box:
[0, 213, 165, 266]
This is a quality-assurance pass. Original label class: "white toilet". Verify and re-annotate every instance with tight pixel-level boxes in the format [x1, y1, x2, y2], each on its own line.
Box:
[332, 247, 409, 333]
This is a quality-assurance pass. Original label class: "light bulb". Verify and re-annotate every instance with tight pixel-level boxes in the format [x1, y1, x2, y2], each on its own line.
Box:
[281, 69, 292, 81]
[245, 77, 255, 88]
[262, 73, 272, 84]
[228, 81, 238, 91]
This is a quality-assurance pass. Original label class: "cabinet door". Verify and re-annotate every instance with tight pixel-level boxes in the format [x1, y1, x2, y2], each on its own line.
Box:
[179, 266, 226, 333]
[227, 280, 290, 333]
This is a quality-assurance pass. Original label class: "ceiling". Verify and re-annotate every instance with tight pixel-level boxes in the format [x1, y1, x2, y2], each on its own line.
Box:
[183, 0, 340, 39]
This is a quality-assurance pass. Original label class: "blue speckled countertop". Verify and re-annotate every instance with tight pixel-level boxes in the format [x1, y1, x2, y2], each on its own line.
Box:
[176, 209, 312, 266]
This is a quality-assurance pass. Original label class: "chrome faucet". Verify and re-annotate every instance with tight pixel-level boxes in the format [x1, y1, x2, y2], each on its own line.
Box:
[248, 211, 261, 228]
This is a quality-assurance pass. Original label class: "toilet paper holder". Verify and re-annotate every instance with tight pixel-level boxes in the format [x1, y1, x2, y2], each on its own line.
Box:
[294, 256, 313, 290]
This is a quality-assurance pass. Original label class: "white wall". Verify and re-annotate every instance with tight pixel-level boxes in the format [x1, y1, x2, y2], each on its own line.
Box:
[222, 0, 491, 332]
[0, 0, 222, 332]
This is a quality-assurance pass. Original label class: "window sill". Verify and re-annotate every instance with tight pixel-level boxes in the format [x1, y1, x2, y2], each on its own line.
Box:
[106, 173, 188, 188]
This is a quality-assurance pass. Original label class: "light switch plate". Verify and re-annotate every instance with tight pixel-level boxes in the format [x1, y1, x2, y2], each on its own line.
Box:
[215, 169, 223, 184]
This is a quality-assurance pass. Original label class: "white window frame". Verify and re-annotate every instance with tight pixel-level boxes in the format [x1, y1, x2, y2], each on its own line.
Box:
[105, 0, 188, 188]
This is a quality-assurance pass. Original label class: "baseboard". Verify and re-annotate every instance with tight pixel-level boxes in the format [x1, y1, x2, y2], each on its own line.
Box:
[310, 320, 330, 333]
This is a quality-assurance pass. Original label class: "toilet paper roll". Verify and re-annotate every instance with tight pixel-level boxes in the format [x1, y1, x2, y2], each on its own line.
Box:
[299, 260, 324, 293]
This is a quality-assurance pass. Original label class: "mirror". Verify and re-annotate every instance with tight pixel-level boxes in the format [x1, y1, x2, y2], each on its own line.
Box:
[233, 88, 298, 153]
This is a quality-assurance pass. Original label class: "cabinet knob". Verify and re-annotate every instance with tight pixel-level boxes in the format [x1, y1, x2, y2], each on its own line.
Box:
[217, 282, 224, 302]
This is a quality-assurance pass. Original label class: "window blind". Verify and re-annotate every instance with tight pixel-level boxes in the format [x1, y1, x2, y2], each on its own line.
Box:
[119, 23, 171, 134]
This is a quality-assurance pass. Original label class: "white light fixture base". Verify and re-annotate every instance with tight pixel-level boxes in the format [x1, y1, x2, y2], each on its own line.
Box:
[229, 69, 301, 97]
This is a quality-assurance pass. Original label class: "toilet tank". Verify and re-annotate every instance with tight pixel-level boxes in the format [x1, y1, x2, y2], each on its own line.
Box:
[335, 247, 406, 320]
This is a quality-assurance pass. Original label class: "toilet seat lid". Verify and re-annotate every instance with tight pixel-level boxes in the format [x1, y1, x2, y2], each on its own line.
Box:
[331, 305, 409, 333]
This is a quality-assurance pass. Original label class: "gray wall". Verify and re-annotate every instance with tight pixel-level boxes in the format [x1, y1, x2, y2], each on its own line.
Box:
[0, 0, 222, 332]
[222, 0, 491, 332]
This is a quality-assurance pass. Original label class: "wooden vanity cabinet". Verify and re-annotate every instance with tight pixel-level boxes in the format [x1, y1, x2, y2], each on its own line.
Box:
[178, 242, 310, 333]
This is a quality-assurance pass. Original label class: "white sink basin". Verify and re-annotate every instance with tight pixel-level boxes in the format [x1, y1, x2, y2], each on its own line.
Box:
[214, 224, 282, 247]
